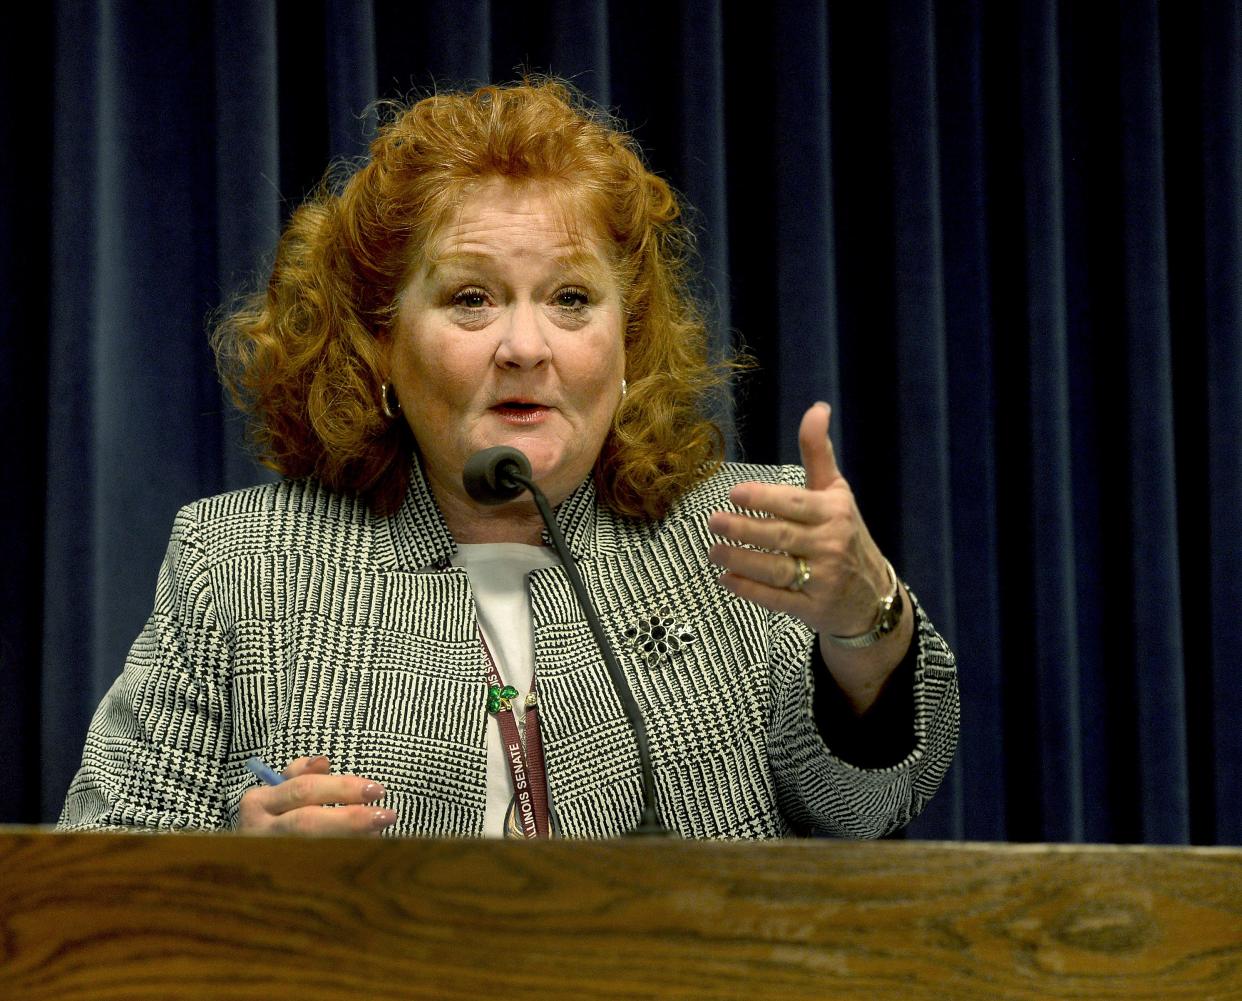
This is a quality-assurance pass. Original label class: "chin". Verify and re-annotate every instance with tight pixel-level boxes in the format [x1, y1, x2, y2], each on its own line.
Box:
[517, 441, 594, 497]
[520, 442, 568, 479]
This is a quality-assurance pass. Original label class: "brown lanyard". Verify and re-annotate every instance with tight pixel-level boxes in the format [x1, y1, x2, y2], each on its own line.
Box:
[480, 631, 551, 839]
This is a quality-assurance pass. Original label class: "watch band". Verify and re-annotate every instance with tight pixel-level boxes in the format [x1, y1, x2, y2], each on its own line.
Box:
[825, 559, 903, 650]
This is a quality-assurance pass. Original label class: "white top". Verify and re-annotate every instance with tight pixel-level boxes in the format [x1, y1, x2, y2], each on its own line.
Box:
[451, 542, 561, 837]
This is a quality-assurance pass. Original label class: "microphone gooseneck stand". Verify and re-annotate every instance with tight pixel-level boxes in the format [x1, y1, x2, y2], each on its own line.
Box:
[463, 446, 670, 837]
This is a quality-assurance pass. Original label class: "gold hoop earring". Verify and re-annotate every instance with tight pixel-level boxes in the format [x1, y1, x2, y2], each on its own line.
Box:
[621, 378, 628, 400]
[381, 382, 401, 420]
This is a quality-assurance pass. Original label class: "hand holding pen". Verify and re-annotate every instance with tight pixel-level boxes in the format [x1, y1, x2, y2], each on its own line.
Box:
[239, 755, 397, 836]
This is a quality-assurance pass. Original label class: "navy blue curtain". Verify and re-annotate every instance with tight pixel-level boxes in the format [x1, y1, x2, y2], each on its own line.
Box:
[3, 0, 1240, 845]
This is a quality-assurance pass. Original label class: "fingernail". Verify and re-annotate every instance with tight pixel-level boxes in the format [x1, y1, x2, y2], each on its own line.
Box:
[815, 400, 830, 411]
[361, 782, 386, 801]
[309, 755, 330, 767]
[370, 809, 397, 830]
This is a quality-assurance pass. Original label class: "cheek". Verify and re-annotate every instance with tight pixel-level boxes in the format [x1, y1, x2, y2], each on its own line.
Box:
[585, 337, 625, 399]
[571, 345, 624, 439]
[574, 313, 624, 381]
[388, 323, 424, 386]
[394, 329, 473, 403]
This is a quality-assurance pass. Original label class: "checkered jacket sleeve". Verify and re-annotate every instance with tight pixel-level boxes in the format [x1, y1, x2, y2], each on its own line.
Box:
[767, 596, 959, 837]
[59, 506, 232, 830]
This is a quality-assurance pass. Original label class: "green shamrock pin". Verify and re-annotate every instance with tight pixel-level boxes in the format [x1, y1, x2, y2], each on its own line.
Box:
[488, 684, 519, 713]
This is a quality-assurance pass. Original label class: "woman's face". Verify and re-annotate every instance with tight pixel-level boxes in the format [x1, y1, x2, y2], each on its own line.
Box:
[389, 178, 625, 518]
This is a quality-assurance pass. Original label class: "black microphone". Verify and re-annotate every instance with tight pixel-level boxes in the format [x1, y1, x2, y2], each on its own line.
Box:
[462, 446, 531, 505]
[463, 446, 670, 837]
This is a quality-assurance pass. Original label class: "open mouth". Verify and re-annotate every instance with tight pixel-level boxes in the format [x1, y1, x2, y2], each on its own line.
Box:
[492, 401, 550, 422]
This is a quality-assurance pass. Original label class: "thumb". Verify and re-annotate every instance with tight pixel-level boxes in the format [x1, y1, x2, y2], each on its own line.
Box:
[798, 402, 841, 491]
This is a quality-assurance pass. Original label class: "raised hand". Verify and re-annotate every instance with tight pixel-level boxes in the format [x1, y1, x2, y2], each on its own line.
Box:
[707, 402, 912, 712]
[237, 755, 397, 836]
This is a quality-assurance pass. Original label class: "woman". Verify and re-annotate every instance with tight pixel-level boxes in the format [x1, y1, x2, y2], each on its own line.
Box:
[59, 80, 958, 839]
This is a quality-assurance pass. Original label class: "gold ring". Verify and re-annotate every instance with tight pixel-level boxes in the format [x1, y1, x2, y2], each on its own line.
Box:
[789, 556, 812, 592]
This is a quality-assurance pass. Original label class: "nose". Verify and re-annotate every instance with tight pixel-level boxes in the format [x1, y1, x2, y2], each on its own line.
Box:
[494, 301, 552, 368]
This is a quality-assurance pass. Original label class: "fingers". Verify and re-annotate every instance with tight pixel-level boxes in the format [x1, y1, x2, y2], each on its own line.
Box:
[709, 510, 803, 556]
[282, 755, 332, 779]
[273, 803, 398, 837]
[268, 773, 387, 815]
[799, 402, 841, 492]
[709, 497, 854, 555]
[239, 759, 397, 837]
[716, 570, 811, 622]
[718, 481, 853, 526]
[709, 543, 809, 591]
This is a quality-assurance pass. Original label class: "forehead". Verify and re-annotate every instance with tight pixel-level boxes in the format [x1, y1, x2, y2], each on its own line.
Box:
[423, 178, 612, 271]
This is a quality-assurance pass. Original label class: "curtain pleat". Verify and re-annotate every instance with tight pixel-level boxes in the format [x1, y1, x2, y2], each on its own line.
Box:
[678, 0, 734, 444]
[551, 0, 611, 103]
[772, 3, 838, 456]
[326, 0, 377, 162]
[935, 0, 1005, 842]
[214, 0, 280, 490]
[1118, 0, 1189, 845]
[0, 0, 53, 826]
[1018, 0, 1084, 842]
[5, 0, 1238, 844]
[1058, 1, 1118, 844]
[1202, 0, 1242, 846]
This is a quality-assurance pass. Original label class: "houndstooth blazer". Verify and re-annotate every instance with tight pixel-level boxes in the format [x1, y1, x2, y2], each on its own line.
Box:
[59, 459, 959, 838]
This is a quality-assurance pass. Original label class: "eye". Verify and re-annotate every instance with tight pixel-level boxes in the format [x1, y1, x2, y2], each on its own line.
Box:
[553, 287, 589, 309]
[450, 286, 489, 309]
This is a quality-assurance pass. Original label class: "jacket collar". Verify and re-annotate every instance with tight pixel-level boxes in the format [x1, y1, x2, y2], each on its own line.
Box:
[546, 471, 601, 562]
[383, 454, 602, 570]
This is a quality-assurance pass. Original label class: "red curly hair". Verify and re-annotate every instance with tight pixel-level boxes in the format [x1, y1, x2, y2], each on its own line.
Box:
[213, 79, 733, 519]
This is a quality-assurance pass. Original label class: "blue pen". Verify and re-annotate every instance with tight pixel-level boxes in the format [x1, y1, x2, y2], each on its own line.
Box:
[246, 756, 286, 786]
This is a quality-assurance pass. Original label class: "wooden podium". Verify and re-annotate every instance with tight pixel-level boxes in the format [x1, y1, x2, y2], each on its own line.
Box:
[2, 829, 1241, 999]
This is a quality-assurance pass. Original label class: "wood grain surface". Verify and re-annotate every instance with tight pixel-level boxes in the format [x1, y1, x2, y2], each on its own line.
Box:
[1, 828, 1241, 1000]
